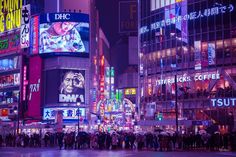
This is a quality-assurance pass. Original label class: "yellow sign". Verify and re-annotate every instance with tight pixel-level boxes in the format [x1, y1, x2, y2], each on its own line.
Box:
[0, 0, 22, 33]
[124, 88, 136, 95]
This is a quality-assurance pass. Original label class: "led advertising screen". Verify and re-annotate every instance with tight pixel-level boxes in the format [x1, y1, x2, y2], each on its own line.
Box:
[0, 33, 20, 55]
[59, 69, 85, 104]
[0, 73, 20, 89]
[0, 56, 20, 72]
[39, 13, 89, 56]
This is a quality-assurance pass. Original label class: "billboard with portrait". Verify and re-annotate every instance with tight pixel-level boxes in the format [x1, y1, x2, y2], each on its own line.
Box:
[39, 13, 89, 56]
[59, 69, 85, 104]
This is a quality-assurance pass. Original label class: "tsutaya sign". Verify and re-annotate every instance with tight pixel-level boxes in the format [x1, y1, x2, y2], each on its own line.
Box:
[156, 72, 220, 85]
[211, 98, 236, 107]
[0, 0, 22, 33]
[140, 3, 234, 34]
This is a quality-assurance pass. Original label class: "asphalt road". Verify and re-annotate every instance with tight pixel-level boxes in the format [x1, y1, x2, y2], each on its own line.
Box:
[0, 147, 236, 157]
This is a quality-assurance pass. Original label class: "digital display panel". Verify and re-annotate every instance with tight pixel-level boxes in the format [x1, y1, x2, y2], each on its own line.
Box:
[0, 56, 20, 72]
[39, 13, 89, 56]
[0, 73, 20, 89]
[0, 90, 19, 105]
[59, 70, 85, 104]
[45, 69, 86, 105]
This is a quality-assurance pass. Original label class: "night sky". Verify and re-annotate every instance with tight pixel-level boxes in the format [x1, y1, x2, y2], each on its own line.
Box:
[96, 0, 120, 46]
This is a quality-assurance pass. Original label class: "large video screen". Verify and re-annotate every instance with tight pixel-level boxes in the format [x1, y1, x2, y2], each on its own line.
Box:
[59, 69, 85, 104]
[0, 73, 20, 89]
[39, 13, 89, 56]
[0, 56, 20, 72]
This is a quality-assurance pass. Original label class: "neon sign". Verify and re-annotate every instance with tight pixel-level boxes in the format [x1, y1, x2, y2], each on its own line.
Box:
[0, 34, 20, 54]
[0, 0, 22, 33]
[211, 98, 236, 107]
[156, 72, 220, 85]
[140, 3, 234, 34]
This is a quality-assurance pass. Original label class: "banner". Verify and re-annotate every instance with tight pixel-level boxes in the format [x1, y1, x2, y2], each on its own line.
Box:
[20, 4, 30, 48]
[208, 43, 216, 65]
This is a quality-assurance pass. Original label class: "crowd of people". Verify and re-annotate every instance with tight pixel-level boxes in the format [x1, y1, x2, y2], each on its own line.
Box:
[1, 131, 236, 151]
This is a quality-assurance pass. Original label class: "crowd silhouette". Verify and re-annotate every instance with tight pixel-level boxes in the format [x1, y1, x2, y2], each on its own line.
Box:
[1, 131, 236, 151]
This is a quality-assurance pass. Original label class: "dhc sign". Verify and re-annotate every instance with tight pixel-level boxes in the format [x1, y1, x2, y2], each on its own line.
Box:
[211, 98, 236, 107]
[55, 13, 71, 20]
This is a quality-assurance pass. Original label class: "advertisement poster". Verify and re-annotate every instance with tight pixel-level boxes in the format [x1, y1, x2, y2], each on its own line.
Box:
[30, 16, 39, 54]
[0, 34, 20, 54]
[208, 43, 216, 65]
[59, 70, 85, 104]
[194, 41, 201, 70]
[39, 13, 89, 55]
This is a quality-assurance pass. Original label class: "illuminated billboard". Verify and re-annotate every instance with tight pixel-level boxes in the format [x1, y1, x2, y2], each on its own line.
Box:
[30, 16, 39, 55]
[59, 70, 85, 104]
[0, 33, 20, 54]
[0, 73, 20, 89]
[39, 13, 89, 56]
[0, 56, 20, 72]
[27, 56, 42, 118]
[43, 107, 85, 120]
[0, 0, 22, 33]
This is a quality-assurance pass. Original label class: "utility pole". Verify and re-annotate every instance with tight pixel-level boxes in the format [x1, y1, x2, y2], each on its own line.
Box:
[175, 75, 179, 133]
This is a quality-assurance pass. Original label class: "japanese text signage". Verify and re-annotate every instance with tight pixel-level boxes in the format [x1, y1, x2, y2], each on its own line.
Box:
[0, 0, 22, 33]
[124, 88, 136, 95]
[43, 107, 85, 120]
[140, 3, 234, 34]
[30, 16, 39, 54]
[20, 4, 30, 48]
[0, 33, 20, 54]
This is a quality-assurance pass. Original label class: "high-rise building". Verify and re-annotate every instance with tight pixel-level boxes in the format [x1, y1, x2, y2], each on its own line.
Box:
[139, 0, 236, 133]
[0, 0, 102, 133]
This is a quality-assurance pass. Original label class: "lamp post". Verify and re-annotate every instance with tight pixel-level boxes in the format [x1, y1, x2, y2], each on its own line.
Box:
[175, 75, 179, 133]
[77, 102, 81, 135]
[13, 107, 18, 136]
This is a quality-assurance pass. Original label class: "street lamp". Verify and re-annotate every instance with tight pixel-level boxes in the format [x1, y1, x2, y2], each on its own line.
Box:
[175, 75, 179, 133]
[77, 102, 81, 135]
[13, 106, 18, 136]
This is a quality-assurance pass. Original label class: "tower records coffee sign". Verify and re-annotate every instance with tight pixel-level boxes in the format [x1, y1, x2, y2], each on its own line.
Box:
[0, 0, 22, 33]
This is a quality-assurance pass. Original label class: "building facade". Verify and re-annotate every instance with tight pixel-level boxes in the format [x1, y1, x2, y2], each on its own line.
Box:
[0, 0, 101, 133]
[139, 0, 236, 133]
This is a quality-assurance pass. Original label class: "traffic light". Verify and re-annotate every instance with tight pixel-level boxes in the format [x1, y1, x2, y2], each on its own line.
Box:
[156, 112, 163, 121]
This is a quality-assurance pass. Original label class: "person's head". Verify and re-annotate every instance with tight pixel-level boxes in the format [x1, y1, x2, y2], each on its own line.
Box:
[61, 71, 75, 94]
[52, 22, 76, 35]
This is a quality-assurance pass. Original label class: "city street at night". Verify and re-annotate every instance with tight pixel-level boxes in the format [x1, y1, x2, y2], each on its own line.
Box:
[1, 148, 236, 157]
[1, 0, 236, 156]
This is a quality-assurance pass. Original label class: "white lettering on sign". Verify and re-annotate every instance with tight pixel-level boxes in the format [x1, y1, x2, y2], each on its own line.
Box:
[156, 73, 220, 85]
[43, 107, 86, 120]
[59, 94, 84, 103]
[55, 13, 70, 20]
[29, 79, 40, 101]
[211, 98, 236, 107]
[141, 3, 234, 34]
